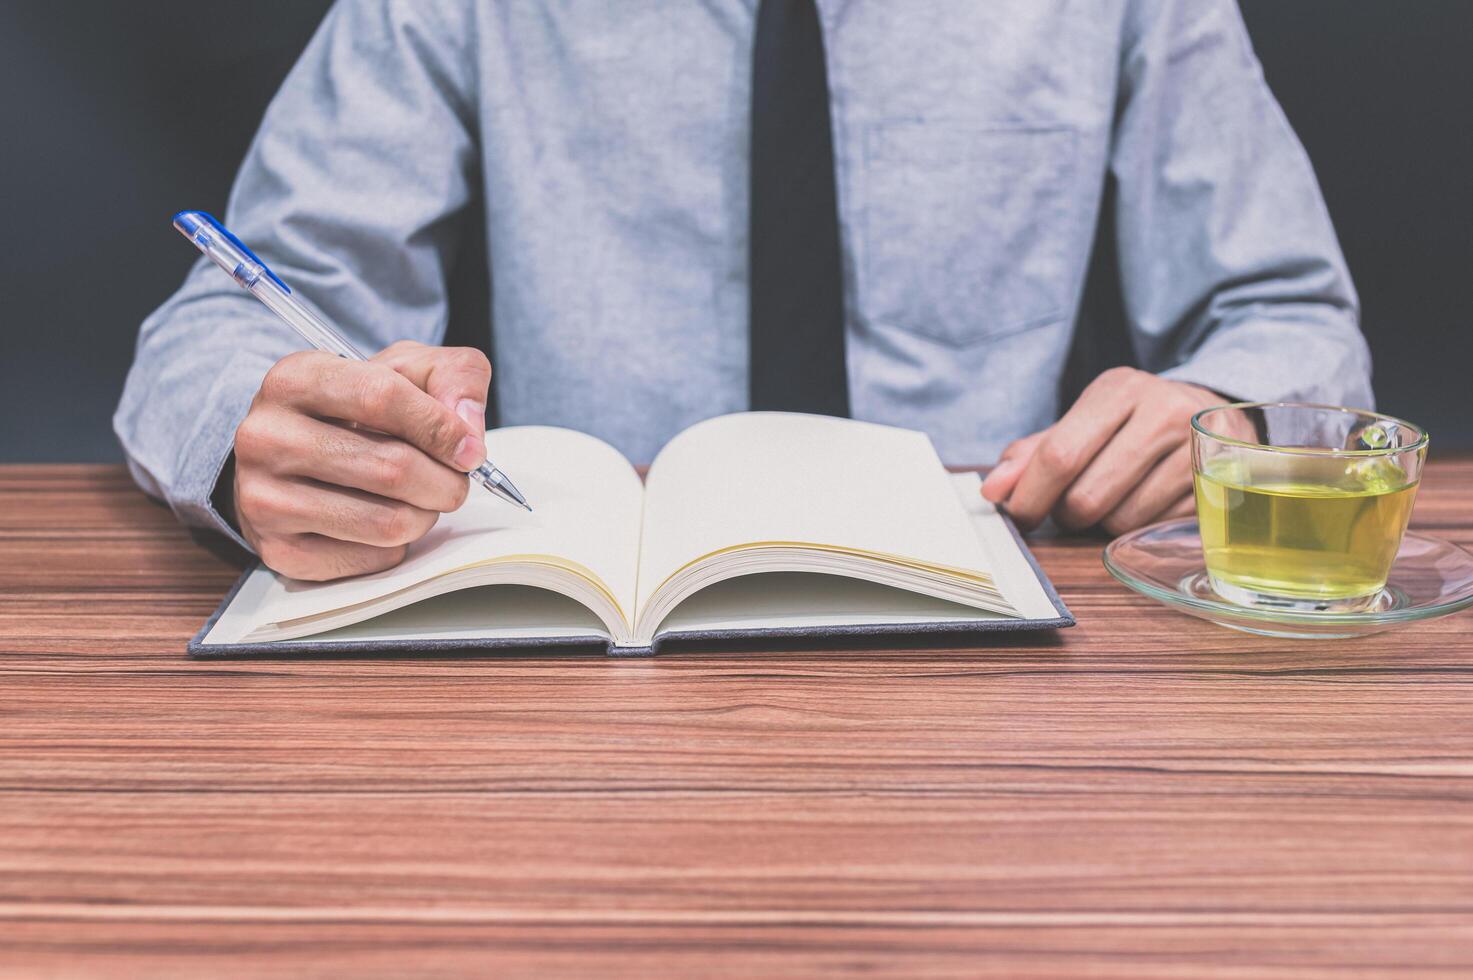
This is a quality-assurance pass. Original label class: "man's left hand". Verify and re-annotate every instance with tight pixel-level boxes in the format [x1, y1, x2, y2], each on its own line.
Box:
[980, 367, 1254, 535]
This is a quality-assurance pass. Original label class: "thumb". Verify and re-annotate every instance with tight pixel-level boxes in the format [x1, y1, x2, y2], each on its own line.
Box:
[382, 346, 492, 443]
[981, 430, 1046, 504]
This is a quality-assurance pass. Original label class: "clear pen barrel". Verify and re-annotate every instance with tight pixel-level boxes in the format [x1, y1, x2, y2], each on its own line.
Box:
[248, 278, 365, 361]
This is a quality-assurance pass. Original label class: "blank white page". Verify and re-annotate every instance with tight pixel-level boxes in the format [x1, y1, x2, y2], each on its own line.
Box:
[656, 572, 1009, 635]
[292, 586, 611, 643]
[220, 426, 644, 631]
[636, 413, 994, 618]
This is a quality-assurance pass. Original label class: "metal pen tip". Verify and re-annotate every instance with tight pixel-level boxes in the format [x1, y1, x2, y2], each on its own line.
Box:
[471, 463, 533, 512]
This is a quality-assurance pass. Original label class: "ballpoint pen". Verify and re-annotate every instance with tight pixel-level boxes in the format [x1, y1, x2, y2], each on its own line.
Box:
[171, 210, 531, 512]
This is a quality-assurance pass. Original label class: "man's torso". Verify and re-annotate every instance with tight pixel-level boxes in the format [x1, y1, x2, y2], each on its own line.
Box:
[473, 0, 1124, 462]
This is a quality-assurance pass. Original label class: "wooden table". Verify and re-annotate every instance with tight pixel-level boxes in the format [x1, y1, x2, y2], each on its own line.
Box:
[2, 460, 1470, 978]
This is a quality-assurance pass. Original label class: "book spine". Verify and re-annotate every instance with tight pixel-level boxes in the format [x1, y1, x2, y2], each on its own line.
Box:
[606, 642, 656, 658]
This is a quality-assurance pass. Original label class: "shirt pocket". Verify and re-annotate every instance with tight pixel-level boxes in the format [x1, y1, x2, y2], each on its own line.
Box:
[857, 121, 1078, 348]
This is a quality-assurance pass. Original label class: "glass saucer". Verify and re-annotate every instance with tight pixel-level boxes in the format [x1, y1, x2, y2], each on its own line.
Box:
[1102, 518, 1473, 639]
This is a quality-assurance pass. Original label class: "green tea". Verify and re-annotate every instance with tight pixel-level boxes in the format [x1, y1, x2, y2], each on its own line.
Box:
[1194, 456, 1417, 602]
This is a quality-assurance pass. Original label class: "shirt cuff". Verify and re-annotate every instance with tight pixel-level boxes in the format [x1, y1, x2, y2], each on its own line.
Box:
[167, 350, 269, 553]
[1159, 317, 1374, 410]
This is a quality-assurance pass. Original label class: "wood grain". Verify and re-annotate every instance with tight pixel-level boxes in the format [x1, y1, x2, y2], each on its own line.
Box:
[1, 460, 1471, 978]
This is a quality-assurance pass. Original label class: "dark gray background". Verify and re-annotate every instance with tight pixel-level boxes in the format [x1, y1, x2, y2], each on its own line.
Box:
[2, 1, 1468, 462]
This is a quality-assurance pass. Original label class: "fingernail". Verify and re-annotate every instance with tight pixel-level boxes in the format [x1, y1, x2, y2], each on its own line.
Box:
[456, 398, 486, 437]
[984, 459, 1018, 487]
[454, 434, 485, 470]
[980, 462, 1016, 503]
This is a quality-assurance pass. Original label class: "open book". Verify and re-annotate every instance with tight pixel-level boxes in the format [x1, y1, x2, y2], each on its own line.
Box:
[193, 413, 1071, 656]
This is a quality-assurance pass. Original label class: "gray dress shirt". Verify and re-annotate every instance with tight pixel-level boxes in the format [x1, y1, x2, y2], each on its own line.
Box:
[115, 0, 1372, 549]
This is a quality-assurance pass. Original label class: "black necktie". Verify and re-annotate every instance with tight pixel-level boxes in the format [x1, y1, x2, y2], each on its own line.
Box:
[748, 0, 849, 416]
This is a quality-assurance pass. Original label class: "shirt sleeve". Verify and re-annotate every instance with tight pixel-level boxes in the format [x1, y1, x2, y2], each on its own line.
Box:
[112, 0, 479, 549]
[1109, 0, 1373, 407]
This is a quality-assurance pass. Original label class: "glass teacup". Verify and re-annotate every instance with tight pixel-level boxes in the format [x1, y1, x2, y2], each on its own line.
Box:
[1190, 403, 1428, 613]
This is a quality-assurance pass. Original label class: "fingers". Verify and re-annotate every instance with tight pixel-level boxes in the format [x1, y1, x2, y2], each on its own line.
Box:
[1002, 367, 1144, 528]
[258, 534, 409, 583]
[232, 466, 414, 582]
[374, 341, 491, 442]
[259, 351, 485, 472]
[237, 474, 440, 548]
[984, 371, 1224, 535]
[1098, 443, 1195, 535]
[1051, 411, 1180, 531]
[1161, 493, 1196, 521]
[239, 408, 469, 513]
[980, 431, 1043, 504]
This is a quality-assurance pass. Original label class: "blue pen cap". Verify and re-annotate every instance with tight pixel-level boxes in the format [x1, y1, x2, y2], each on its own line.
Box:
[171, 210, 208, 240]
[171, 210, 291, 293]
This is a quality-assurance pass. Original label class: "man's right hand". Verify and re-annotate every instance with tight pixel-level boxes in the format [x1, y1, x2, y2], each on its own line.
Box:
[230, 342, 492, 581]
